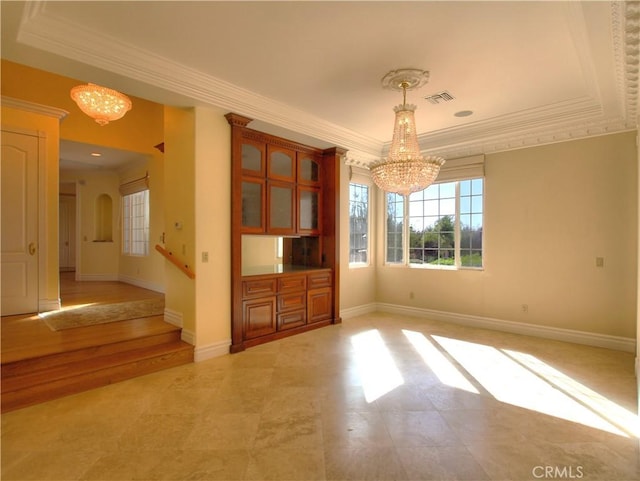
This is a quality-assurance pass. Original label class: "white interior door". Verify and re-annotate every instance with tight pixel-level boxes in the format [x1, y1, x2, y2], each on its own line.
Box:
[1, 130, 39, 315]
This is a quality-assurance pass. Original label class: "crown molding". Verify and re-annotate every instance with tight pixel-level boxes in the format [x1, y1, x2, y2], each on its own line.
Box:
[1, 96, 69, 120]
[13, 1, 639, 166]
[16, 2, 383, 159]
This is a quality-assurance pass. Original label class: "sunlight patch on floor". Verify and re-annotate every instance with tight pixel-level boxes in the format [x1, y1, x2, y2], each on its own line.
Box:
[432, 335, 632, 438]
[38, 303, 96, 316]
[503, 348, 639, 438]
[351, 329, 404, 402]
[402, 329, 479, 394]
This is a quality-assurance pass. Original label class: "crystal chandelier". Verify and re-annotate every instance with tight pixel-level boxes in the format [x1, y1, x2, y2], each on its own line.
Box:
[70, 83, 132, 126]
[370, 69, 445, 196]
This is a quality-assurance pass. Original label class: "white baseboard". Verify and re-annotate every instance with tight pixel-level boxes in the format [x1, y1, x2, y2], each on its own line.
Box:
[181, 328, 195, 346]
[118, 274, 164, 293]
[194, 339, 230, 362]
[341, 303, 377, 320]
[163, 308, 183, 328]
[76, 273, 119, 281]
[374, 303, 636, 353]
[38, 298, 61, 312]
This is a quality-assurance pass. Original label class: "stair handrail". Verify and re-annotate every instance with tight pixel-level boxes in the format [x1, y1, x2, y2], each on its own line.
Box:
[154, 244, 195, 279]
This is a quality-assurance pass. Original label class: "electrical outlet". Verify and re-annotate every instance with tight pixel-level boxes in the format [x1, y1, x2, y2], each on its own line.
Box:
[595, 257, 604, 268]
[202, 251, 209, 263]
[521, 304, 528, 313]
[409, 292, 415, 299]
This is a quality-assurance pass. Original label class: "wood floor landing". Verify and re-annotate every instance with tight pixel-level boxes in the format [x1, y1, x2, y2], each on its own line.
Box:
[1, 274, 194, 412]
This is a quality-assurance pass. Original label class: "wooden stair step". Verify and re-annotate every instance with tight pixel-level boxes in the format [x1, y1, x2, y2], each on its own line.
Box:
[1, 340, 193, 413]
[2, 328, 182, 379]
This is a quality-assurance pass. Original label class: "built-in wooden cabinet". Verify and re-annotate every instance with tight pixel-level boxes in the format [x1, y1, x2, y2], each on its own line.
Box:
[227, 113, 345, 352]
[241, 270, 331, 341]
[238, 136, 322, 236]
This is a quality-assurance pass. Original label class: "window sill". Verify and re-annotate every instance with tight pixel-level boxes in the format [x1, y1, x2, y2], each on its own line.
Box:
[349, 262, 371, 269]
[383, 263, 484, 272]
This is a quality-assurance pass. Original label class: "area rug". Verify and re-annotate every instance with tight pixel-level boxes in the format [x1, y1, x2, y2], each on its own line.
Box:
[41, 297, 165, 331]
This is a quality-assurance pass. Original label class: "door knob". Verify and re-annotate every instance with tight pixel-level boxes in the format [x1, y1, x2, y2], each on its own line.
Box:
[28, 242, 36, 256]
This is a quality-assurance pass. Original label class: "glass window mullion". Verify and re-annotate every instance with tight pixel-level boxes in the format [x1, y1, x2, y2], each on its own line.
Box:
[454, 182, 461, 268]
[403, 194, 409, 266]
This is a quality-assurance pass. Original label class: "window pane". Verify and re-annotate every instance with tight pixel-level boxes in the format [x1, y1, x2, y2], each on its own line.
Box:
[471, 195, 483, 213]
[439, 182, 456, 198]
[472, 178, 483, 195]
[122, 189, 149, 256]
[386, 193, 404, 263]
[423, 185, 439, 200]
[460, 196, 471, 214]
[440, 198, 455, 216]
[349, 183, 369, 264]
[389, 177, 483, 269]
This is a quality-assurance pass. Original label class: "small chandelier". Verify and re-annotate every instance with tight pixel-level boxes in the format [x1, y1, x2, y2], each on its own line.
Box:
[370, 68, 445, 196]
[70, 83, 132, 126]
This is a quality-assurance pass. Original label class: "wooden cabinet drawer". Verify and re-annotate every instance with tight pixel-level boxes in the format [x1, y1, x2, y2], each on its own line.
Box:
[243, 296, 276, 339]
[277, 292, 306, 312]
[307, 287, 332, 323]
[242, 278, 276, 298]
[277, 310, 306, 331]
[277, 275, 306, 293]
[308, 271, 332, 289]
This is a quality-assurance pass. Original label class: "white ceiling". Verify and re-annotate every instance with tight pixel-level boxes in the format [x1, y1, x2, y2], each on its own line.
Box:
[1, 1, 638, 167]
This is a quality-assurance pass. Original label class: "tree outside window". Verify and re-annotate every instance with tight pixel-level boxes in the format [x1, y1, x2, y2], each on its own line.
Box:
[386, 178, 483, 268]
[349, 183, 369, 264]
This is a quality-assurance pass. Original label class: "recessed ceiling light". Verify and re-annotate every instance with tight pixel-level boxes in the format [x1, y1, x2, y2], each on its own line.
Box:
[90, 152, 102, 157]
[454, 110, 474, 117]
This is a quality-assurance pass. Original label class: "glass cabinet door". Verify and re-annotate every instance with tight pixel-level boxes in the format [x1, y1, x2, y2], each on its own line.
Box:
[298, 154, 321, 186]
[298, 186, 320, 234]
[268, 182, 295, 233]
[268, 147, 295, 182]
[241, 180, 264, 232]
[241, 140, 265, 177]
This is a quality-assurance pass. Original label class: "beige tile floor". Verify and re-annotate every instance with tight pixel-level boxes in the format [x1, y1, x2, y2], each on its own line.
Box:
[2, 312, 639, 481]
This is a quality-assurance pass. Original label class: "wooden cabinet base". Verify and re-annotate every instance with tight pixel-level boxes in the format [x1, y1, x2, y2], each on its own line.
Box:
[231, 317, 336, 352]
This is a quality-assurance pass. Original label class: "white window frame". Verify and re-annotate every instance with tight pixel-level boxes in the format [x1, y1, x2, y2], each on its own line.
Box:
[349, 182, 370, 267]
[384, 178, 484, 270]
[383, 155, 485, 271]
[120, 182, 150, 257]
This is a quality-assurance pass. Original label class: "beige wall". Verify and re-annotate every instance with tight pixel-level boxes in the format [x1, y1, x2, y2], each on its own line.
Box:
[118, 158, 166, 292]
[163, 107, 196, 334]
[376, 132, 638, 339]
[340, 162, 377, 312]
[194, 107, 231, 349]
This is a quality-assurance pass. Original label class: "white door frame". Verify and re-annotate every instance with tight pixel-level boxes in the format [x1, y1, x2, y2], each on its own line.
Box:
[1, 126, 46, 314]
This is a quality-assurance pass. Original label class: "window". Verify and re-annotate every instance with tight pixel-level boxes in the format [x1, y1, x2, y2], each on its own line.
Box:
[386, 192, 404, 263]
[349, 183, 369, 264]
[122, 189, 149, 256]
[385, 178, 483, 268]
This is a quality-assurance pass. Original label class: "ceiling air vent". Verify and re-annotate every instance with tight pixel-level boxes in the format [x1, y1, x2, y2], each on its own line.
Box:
[424, 91, 455, 104]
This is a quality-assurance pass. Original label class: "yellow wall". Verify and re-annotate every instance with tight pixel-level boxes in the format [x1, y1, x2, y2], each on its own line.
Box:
[1, 105, 61, 306]
[2, 59, 166, 297]
[163, 106, 196, 333]
[1, 60, 164, 154]
[58, 170, 121, 279]
[194, 107, 231, 348]
[376, 132, 638, 339]
[118, 158, 166, 292]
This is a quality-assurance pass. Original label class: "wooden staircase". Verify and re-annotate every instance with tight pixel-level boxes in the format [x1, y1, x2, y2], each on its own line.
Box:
[1, 315, 193, 413]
